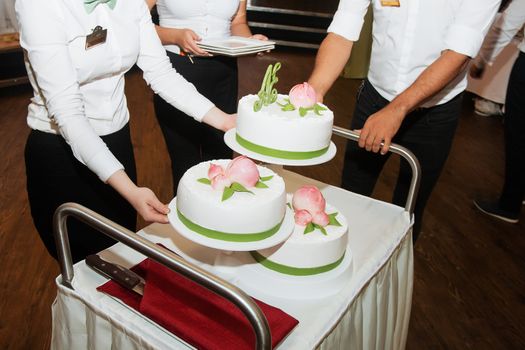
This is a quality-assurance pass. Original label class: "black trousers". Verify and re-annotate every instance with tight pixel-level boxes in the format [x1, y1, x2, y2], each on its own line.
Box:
[25, 124, 137, 263]
[342, 80, 462, 241]
[500, 51, 525, 213]
[154, 53, 236, 194]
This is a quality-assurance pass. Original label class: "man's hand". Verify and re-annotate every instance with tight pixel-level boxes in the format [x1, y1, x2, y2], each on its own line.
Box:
[357, 104, 406, 155]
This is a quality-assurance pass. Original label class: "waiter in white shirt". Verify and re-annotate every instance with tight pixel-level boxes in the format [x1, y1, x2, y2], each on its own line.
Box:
[16, 0, 235, 262]
[472, 0, 525, 223]
[308, 0, 501, 241]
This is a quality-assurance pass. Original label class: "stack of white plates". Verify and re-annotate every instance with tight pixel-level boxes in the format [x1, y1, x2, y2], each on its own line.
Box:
[197, 36, 275, 57]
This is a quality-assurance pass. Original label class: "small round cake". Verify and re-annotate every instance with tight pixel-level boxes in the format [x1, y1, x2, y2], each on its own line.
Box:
[176, 157, 286, 242]
[236, 94, 334, 160]
[251, 187, 348, 276]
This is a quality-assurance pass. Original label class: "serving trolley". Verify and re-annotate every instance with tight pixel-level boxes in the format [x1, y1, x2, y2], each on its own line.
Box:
[51, 127, 420, 350]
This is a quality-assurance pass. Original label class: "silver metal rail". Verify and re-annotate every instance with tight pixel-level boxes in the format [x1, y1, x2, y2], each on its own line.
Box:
[53, 203, 271, 350]
[332, 126, 421, 214]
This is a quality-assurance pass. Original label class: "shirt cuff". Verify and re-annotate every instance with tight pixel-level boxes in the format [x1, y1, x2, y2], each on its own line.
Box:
[327, 12, 364, 41]
[444, 24, 485, 58]
[86, 149, 125, 183]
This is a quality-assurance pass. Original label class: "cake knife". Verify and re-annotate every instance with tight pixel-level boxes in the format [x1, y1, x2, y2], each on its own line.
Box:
[86, 254, 145, 296]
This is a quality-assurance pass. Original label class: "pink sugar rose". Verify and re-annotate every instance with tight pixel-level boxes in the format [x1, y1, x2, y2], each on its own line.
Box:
[292, 185, 326, 214]
[312, 211, 330, 227]
[289, 82, 317, 108]
[225, 156, 260, 188]
[294, 209, 313, 226]
[211, 173, 231, 191]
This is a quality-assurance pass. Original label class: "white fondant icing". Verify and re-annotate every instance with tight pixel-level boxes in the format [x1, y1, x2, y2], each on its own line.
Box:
[237, 94, 334, 152]
[176, 160, 286, 234]
[256, 203, 348, 269]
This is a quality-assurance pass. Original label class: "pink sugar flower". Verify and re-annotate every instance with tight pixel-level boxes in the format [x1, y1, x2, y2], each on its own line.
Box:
[211, 173, 231, 191]
[294, 209, 313, 226]
[289, 82, 317, 108]
[225, 156, 260, 188]
[292, 185, 326, 214]
[312, 211, 330, 227]
[208, 163, 224, 180]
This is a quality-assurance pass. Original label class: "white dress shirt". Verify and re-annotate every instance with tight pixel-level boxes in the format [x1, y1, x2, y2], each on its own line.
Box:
[328, 0, 501, 107]
[16, 0, 215, 182]
[477, 0, 525, 66]
[156, 0, 241, 54]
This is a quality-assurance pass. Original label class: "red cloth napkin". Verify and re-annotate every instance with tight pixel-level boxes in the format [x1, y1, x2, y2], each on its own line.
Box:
[97, 257, 298, 349]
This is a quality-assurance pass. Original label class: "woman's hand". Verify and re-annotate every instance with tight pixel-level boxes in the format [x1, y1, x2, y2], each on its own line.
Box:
[127, 187, 170, 224]
[171, 28, 210, 56]
[250, 34, 268, 41]
[202, 107, 237, 132]
[107, 170, 170, 224]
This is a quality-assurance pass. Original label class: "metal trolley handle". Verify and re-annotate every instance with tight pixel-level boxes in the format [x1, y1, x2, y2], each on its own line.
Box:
[332, 126, 421, 214]
[53, 203, 271, 350]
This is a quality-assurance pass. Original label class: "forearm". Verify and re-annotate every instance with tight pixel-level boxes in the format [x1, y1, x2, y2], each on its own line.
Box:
[154, 25, 178, 46]
[389, 50, 469, 114]
[201, 107, 236, 132]
[107, 169, 137, 199]
[308, 33, 353, 100]
[231, 22, 252, 37]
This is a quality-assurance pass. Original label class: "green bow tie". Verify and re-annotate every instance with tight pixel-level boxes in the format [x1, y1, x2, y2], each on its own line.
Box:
[84, 0, 117, 14]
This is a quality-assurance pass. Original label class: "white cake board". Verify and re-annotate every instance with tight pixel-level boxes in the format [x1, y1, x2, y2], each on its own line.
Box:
[168, 198, 295, 251]
[224, 129, 337, 166]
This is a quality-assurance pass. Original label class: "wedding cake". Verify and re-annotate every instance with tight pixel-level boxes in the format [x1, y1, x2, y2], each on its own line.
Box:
[175, 156, 287, 242]
[251, 185, 348, 275]
[236, 63, 334, 160]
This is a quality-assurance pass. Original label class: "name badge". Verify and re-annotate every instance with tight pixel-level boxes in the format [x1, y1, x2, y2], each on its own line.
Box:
[85, 26, 107, 50]
[381, 0, 400, 6]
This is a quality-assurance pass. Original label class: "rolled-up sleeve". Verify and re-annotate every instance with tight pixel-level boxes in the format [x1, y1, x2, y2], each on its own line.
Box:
[136, 1, 214, 122]
[16, 0, 123, 182]
[443, 0, 501, 58]
[327, 0, 370, 41]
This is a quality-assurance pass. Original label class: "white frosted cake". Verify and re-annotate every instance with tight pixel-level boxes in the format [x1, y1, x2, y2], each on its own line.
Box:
[176, 157, 286, 242]
[236, 63, 334, 160]
[237, 94, 334, 160]
[251, 186, 348, 276]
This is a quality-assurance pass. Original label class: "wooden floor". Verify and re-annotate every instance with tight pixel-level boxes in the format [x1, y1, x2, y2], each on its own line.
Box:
[0, 48, 524, 349]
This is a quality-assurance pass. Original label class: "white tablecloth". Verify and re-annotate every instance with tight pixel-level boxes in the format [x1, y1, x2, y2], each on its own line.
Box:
[51, 170, 414, 350]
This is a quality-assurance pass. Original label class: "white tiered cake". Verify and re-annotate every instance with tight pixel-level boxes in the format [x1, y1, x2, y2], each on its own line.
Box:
[235, 63, 334, 161]
[175, 157, 287, 243]
[251, 187, 348, 276]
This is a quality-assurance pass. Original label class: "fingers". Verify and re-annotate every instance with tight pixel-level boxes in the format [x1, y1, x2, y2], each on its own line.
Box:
[251, 34, 268, 41]
[358, 127, 388, 154]
[381, 138, 391, 155]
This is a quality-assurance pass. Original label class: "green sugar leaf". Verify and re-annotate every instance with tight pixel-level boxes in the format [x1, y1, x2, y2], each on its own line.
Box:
[197, 178, 211, 185]
[304, 222, 315, 234]
[260, 175, 274, 182]
[287, 202, 292, 209]
[222, 187, 235, 201]
[255, 181, 268, 188]
[314, 224, 328, 236]
[328, 212, 342, 226]
[230, 182, 254, 194]
[282, 103, 295, 111]
[299, 107, 308, 117]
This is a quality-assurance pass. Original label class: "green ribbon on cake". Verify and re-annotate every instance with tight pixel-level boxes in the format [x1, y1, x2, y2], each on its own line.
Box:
[236, 133, 329, 160]
[177, 210, 283, 242]
[250, 251, 345, 276]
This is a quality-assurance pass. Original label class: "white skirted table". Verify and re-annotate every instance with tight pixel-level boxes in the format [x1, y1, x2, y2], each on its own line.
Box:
[51, 170, 414, 350]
